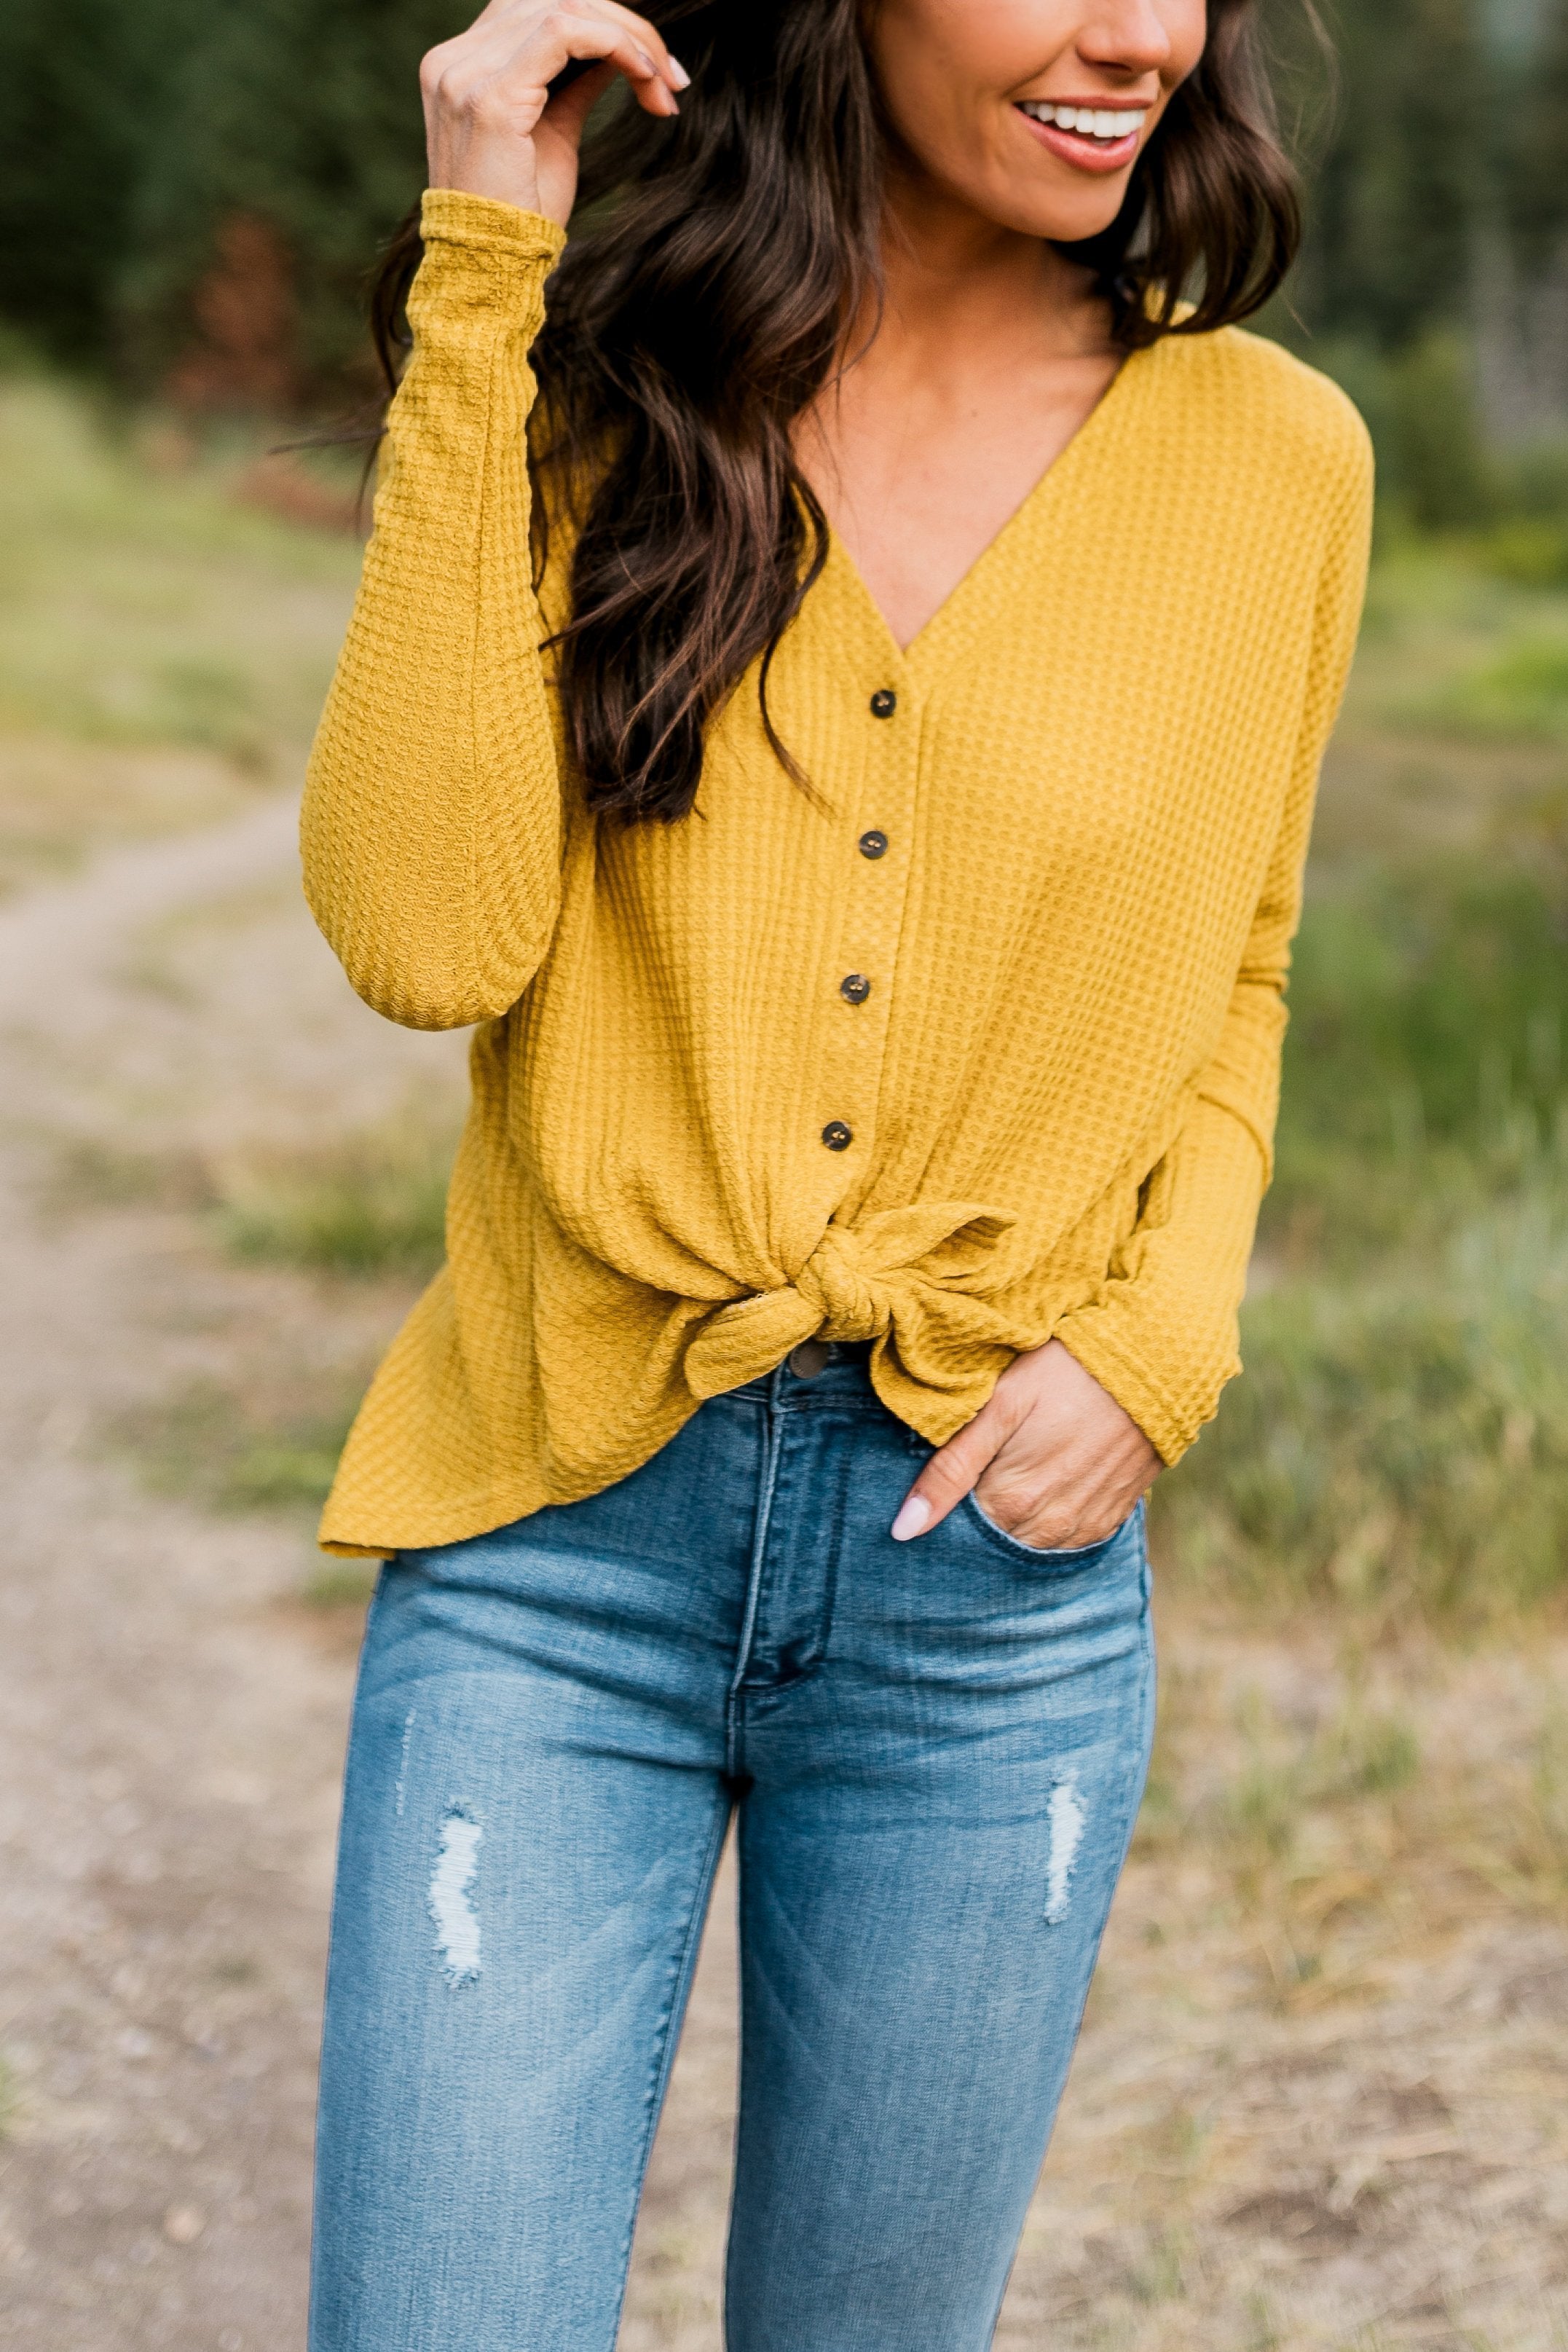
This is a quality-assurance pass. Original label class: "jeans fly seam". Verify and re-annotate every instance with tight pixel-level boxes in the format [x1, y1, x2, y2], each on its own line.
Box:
[726, 1373, 784, 1779]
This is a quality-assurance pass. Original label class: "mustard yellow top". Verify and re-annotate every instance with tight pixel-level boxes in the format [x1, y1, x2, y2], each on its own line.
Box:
[302, 188, 1372, 1557]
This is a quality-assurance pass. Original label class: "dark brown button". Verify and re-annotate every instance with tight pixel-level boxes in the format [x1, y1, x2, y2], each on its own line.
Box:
[821, 1120, 853, 1152]
[839, 973, 871, 1004]
[870, 688, 897, 718]
[858, 830, 888, 860]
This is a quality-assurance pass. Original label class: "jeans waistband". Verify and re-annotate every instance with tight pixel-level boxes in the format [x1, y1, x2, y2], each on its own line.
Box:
[726, 1339, 881, 1406]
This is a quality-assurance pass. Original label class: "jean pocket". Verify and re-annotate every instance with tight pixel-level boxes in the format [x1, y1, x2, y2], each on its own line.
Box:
[960, 1489, 1134, 1568]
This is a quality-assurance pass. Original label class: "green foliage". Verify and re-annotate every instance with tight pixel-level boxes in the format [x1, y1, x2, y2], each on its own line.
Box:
[1277, 860, 1568, 1163]
[1478, 519, 1568, 589]
[1306, 333, 1500, 533]
[1282, 0, 1489, 352]
[1498, 0, 1568, 264]
[0, 0, 200, 366]
[1434, 635, 1568, 736]
[128, 0, 469, 390]
[1159, 842, 1568, 1618]
[0, 0, 1565, 417]
[1159, 1188, 1568, 1614]
[213, 1112, 458, 1278]
[0, 0, 464, 388]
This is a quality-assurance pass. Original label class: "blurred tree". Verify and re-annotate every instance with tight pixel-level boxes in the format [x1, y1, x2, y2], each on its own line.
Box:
[1, 0, 1564, 447]
[1505, 0, 1568, 262]
[0, 0, 197, 365]
[127, 0, 467, 400]
[1278, 0, 1492, 350]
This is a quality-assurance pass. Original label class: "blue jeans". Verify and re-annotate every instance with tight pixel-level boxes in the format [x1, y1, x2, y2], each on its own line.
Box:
[310, 1348, 1155, 2351]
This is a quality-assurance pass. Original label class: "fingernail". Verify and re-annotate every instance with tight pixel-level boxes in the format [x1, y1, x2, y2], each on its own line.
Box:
[891, 1494, 931, 1543]
[666, 53, 692, 90]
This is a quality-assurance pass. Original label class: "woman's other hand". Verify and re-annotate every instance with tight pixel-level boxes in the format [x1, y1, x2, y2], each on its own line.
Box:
[891, 1340, 1162, 1549]
[421, 1, 690, 227]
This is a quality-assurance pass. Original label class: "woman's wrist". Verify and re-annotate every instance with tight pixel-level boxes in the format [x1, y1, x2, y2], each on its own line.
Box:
[420, 186, 567, 251]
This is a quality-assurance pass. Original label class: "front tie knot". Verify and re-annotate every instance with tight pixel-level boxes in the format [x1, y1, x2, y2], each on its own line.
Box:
[792, 1224, 888, 1341]
[682, 1199, 1017, 1401]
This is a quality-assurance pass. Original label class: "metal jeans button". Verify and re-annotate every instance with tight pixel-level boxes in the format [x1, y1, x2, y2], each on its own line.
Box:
[788, 1339, 833, 1380]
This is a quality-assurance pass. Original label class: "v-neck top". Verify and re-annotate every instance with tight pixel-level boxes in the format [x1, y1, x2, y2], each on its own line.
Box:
[827, 345, 1135, 661]
[302, 189, 1373, 1557]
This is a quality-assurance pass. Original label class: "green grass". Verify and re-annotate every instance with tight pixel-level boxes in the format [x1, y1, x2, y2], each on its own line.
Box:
[212, 1110, 457, 1279]
[0, 371, 364, 895]
[1154, 540, 1568, 1620]
[118, 1373, 361, 1517]
[1159, 1024, 1568, 1617]
[44, 1109, 460, 1281]
[0, 374, 361, 769]
[1339, 537, 1568, 746]
[1433, 636, 1568, 740]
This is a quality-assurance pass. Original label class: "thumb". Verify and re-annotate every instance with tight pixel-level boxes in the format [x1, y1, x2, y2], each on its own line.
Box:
[891, 1396, 1015, 1541]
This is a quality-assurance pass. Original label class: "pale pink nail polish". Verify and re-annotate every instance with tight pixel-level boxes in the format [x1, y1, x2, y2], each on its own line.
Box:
[666, 53, 693, 90]
[890, 1494, 931, 1543]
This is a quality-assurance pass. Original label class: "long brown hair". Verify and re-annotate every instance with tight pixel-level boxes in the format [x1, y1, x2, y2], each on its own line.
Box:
[369, 0, 1301, 823]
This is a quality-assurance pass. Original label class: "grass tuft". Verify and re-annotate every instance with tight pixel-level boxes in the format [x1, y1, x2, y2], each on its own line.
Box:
[117, 1374, 361, 1518]
[211, 1112, 457, 1279]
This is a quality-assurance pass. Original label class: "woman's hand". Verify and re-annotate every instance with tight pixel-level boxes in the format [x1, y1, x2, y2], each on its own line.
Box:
[420, 1, 690, 227]
[891, 1339, 1162, 1549]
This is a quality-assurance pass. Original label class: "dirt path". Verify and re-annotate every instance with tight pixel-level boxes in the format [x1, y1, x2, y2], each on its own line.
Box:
[0, 799, 367, 2351]
[0, 794, 739, 2352]
[1, 796, 1565, 2352]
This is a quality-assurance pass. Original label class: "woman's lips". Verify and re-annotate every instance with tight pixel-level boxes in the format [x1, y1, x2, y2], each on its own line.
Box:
[1016, 107, 1143, 176]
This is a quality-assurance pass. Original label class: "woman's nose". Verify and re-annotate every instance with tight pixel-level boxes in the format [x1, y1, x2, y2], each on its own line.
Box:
[1073, 0, 1178, 79]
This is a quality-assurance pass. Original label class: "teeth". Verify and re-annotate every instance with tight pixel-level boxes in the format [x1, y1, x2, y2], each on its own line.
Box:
[1020, 101, 1143, 140]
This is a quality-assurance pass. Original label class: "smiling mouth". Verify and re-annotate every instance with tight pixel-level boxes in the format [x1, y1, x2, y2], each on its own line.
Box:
[1017, 100, 1148, 142]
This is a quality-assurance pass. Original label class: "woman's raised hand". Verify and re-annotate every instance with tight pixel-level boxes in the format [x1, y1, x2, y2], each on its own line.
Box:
[420, 1, 689, 228]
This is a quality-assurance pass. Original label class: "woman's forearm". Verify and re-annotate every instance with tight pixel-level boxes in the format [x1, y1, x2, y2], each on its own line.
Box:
[301, 192, 568, 1031]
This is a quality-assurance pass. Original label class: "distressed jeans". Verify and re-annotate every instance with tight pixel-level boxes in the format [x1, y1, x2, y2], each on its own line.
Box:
[309, 1346, 1156, 2351]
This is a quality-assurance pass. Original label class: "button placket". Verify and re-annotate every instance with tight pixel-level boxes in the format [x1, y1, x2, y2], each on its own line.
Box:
[815, 672, 920, 1177]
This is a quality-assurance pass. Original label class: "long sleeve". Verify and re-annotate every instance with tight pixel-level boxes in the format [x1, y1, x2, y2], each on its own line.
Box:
[1054, 429, 1374, 1463]
[300, 190, 569, 1031]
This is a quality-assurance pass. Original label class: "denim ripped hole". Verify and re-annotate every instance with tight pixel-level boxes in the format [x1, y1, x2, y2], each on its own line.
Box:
[428, 1809, 483, 1986]
[1044, 1779, 1085, 1926]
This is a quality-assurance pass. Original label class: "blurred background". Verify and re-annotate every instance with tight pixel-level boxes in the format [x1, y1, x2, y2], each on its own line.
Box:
[0, 3, 1566, 2348]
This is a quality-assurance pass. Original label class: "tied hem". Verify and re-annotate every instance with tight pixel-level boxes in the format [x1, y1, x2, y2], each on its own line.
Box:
[681, 1200, 1015, 1399]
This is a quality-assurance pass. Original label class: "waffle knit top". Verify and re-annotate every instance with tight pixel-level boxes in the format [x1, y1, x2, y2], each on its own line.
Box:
[302, 188, 1373, 1558]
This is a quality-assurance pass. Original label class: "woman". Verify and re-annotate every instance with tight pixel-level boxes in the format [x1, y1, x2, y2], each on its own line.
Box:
[303, 1, 1371, 2344]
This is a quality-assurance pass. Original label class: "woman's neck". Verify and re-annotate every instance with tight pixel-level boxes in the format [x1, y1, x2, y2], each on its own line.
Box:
[795, 172, 1122, 650]
[869, 165, 1116, 373]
